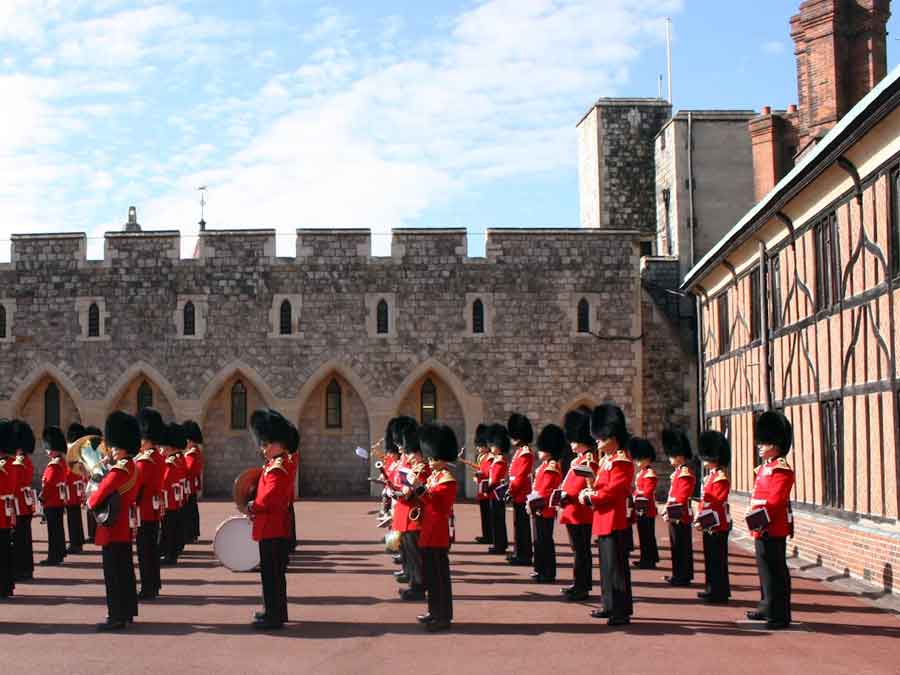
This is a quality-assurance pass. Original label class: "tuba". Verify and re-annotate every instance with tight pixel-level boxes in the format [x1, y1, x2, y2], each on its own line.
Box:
[66, 435, 118, 525]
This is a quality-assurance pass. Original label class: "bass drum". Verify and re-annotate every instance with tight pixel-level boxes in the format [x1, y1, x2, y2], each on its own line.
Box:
[213, 516, 259, 572]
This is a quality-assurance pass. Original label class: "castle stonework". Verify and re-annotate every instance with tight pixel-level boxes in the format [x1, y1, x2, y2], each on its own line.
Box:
[0, 227, 657, 497]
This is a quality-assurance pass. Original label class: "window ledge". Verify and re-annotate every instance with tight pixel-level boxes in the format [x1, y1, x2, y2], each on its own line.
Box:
[78, 335, 111, 342]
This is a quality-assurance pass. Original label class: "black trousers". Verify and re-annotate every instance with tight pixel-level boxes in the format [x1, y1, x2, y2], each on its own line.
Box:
[532, 516, 556, 579]
[490, 498, 508, 551]
[597, 529, 633, 619]
[702, 531, 731, 600]
[259, 538, 290, 624]
[66, 505, 84, 550]
[478, 501, 492, 543]
[160, 511, 181, 562]
[635, 515, 660, 567]
[175, 506, 187, 555]
[101, 542, 138, 622]
[136, 520, 161, 596]
[400, 531, 424, 588]
[565, 523, 593, 592]
[86, 510, 97, 542]
[0, 528, 13, 597]
[511, 502, 532, 562]
[44, 507, 66, 562]
[421, 547, 452, 621]
[668, 521, 694, 582]
[13, 514, 33, 579]
[288, 502, 297, 550]
[754, 536, 791, 623]
[186, 494, 200, 542]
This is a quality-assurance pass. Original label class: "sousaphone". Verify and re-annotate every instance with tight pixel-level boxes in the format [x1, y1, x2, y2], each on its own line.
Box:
[66, 435, 119, 525]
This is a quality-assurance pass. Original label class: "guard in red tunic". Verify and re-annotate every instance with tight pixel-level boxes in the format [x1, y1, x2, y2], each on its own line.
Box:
[472, 423, 493, 545]
[415, 423, 458, 632]
[506, 413, 534, 566]
[530, 424, 564, 583]
[246, 409, 296, 630]
[135, 408, 166, 599]
[88, 411, 141, 631]
[182, 420, 205, 545]
[0, 420, 17, 598]
[663, 428, 695, 587]
[746, 411, 795, 629]
[486, 424, 510, 554]
[393, 419, 431, 601]
[64, 453, 85, 554]
[629, 437, 659, 569]
[11, 420, 36, 581]
[578, 404, 634, 626]
[160, 423, 187, 565]
[67, 423, 95, 543]
[559, 409, 597, 601]
[696, 430, 732, 603]
[39, 426, 70, 566]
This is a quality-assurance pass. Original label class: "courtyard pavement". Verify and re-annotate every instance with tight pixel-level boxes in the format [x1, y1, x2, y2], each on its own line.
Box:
[2, 500, 897, 674]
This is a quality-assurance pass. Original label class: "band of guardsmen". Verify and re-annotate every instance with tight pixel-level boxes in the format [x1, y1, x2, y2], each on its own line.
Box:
[0, 402, 796, 632]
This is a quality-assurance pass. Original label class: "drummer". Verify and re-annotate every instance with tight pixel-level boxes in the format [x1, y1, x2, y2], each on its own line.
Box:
[245, 409, 295, 630]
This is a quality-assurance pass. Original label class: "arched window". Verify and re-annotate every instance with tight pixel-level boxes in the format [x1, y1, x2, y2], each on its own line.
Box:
[420, 378, 437, 424]
[0, 305, 6, 339]
[231, 381, 247, 430]
[280, 300, 292, 335]
[44, 382, 60, 428]
[137, 380, 153, 412]
[472, 298, 485, 334]
[325, 378, 342, 429]
[376, 299, 389, 334]
[577, 297, 590, 333]
[88, 303, 100, 337]
[183, 301, 195, 336]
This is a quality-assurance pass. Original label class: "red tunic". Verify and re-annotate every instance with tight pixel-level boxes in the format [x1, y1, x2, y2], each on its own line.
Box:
[508, 446, 534, 504]
[184, 447, 204, 493]
[87, 457, 138, 545]
[41, 457, 69, 508]
[419, 468, 457, 548]
[286, 452, 297, 500]
[633, 466, 658, 517]
[749, 458, 795, 538]
[162, 453, 186, 513]
[392, 460, 430, 533]
[587, 450, 634, 536]
[488, 456, 508, 491]
[251, 455, 293, 541]
[699, 468, 730, 533]
[134, 449, 164, 523]
[66, 468, 85, 508]
[531, 459, 562, 518]
[666, 465, 696, 525]
[0, 457, 17, 529]
[558, 450, 598, 526]
[13, 454, 35, 517]
[474, 451, 493, 502]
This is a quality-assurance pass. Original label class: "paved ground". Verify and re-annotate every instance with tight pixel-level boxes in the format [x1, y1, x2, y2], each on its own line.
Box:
[2, 500, 898, 675]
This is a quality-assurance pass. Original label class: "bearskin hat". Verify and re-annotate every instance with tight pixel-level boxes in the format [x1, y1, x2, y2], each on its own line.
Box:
[699, 430, 731, 466]
[755, 411, 792, 456]
[286, 424, 300, 454]
[507, 413, 534, 445]
[384, 418, 400, 454]
[489, 424, 511, 454]
[537, 424, 567, 460]
[84, 426, 102, 438]
[474, 423, 491, 449]
[590, 404, 629, 446]
[104, 411, 141, 456]
[564, 409, 595, 446]
[250, 409, 293, 449]
[662, 428, 693, 460]
[138, 407, 166, 445]
[0, 419, 11, 454]
[181, 419, 204, 445]
[66, 422, 87, 443]
[393, 416, 420, 453]
[11, 419, 35, 454]
[166, 422, 187, 451]
[628, 437, 656, 462]
[420, 423, 459, 462]
[42, 426, 67, 455]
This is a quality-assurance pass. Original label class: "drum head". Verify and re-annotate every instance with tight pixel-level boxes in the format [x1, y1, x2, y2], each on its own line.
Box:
[213, 516, 259, 572]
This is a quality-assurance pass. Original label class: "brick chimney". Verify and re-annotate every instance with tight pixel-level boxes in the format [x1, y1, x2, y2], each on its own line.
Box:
[750, 0, 889, 199]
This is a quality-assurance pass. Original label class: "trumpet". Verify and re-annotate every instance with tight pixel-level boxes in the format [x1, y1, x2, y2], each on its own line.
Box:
[455, 447, 482, 473]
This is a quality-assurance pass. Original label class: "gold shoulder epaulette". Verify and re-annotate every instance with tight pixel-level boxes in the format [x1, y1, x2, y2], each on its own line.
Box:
[185, 448, 197, 456]
[492, 456, 504, 464]
[12, 456, 24, 466]
[644, 468, 656, 478]
[111, 458, 130, 473]
[435, 470, 457, 486]
[679, 465, 693, 477]
[545, 460, 560, 473]
[584, 452, 595, 462]
[612, 451, 631, 463]
[49, 456, 62, 465]
[165, 455, 176, 465]
[265, 457, 288, 475]
[520, 446, 532, 455]
[773, 457, 794, 472]
[713, 469, 729, 483]
[0, 459, 6, 474]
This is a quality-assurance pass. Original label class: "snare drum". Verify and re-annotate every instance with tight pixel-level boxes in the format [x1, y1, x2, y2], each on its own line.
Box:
[213, 516, 259, 572]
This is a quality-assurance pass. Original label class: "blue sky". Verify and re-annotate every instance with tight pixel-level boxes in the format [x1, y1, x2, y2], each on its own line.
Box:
[1, 1, 898, 258]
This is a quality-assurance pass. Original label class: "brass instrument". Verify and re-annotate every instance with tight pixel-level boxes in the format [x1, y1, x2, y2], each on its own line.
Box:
[233, 467, 263, 515]
[66, 435, 118, 524]
[384, 529, 402, 552]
